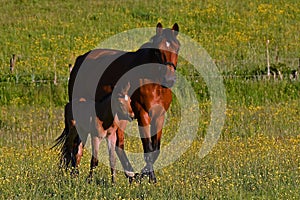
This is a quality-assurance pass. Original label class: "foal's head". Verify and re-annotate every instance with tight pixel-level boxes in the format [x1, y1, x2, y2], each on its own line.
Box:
[112, 82, 135, 121]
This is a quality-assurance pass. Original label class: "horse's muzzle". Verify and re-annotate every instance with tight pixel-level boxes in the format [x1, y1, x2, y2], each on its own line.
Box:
[118, 112, 135, 122]
[162, 75, 176, 88]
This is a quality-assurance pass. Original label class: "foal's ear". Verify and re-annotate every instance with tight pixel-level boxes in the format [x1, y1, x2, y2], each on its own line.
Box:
[172, 23, 179, 36]
[156, 22, 163, 35]
[122, 82, 131, 94]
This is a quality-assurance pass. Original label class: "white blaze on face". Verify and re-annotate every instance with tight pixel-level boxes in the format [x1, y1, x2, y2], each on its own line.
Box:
[166, 41, 170, 48]
[124, 94, 129, 101]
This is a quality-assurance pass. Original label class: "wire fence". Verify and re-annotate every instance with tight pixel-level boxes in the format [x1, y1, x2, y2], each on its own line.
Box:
[1, 57, 300, 147]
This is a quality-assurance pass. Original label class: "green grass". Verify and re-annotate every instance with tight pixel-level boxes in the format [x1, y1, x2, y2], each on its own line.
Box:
[0, 0, 300, 199]
[0, 132, 299, 199]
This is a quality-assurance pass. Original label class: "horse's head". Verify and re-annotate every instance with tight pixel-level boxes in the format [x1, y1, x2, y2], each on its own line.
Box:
[112, 82, 135, 122]
[152, 23, 180, 88]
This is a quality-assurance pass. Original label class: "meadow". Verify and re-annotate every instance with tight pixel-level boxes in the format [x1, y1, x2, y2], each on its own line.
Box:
[0, 0, 300, 199]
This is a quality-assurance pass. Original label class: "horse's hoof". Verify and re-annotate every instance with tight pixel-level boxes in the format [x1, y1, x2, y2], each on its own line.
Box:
[128, 173, 140, 184]
[140, 167, 150, 178]
[149, 171, 157, 184]
[125, 170, 135, 178]
[140, 169, 157, 183]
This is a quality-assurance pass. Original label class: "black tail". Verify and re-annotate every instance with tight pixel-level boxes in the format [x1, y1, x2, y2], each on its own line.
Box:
[52, 103, 78, 170]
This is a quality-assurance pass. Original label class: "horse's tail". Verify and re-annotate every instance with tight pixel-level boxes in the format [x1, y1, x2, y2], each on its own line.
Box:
[52, 103, 77, 170]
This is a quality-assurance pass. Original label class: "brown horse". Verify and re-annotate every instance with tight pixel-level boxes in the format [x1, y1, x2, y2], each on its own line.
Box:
[53, 84, 135, 183]
[67, 23, 180, 183]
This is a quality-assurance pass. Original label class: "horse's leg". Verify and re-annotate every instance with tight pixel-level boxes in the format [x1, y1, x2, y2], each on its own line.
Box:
[115, 120, 135, 182]
[68, 124, 80, 176]
[139, 125, 156, 182]
[63, 102, 84, 177]
[136, 112, 156, 182]
[106, 131, 117, 183]
[63, 103, 77, 171]
[71, 128, 87, 177]
[139, 106, 165, 183]
[150, 114, 165, 163]
[145, 115, 165, 183]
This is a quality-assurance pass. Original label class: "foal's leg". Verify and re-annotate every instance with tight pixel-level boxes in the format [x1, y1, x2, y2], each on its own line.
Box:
[88, 134, 104, 181]
[88, 117, 105, 182]
[106, 130, 117, 183]
[115, 120, 136, 182]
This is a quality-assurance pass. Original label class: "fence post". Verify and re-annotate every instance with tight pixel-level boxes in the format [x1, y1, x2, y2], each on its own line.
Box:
[53, 56, 57, 85]
[275, 46, 279, 64]
[297, 58, 300, 80]
[10, 54, 17, 73]
[266, 40, 270, 78]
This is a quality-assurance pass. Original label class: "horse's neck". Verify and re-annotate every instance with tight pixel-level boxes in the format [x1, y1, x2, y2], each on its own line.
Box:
[132, 48, 158, 66]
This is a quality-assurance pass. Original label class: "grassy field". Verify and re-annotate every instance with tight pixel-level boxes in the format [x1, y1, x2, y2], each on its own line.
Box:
[0, 0, 300, 199]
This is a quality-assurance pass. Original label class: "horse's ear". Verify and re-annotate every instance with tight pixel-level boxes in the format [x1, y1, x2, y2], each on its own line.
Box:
[156, 22, 163, 35]
[122, 82, 131, 94]
[172, 23, 179, 36]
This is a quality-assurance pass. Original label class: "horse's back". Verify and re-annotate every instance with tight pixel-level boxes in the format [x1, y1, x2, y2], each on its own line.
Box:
[86, 49, 124, 60]
[69, 49, 127, 102]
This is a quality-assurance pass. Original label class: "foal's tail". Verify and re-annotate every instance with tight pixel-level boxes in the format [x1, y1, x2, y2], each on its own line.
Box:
[52, 103, 78, 170]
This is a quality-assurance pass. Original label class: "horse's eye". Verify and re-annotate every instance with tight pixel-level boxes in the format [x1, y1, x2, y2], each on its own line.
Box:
[166, 41, 170, 48]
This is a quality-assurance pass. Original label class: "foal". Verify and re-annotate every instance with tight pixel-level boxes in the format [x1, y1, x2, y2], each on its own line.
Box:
[54, 84, 134, 183]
